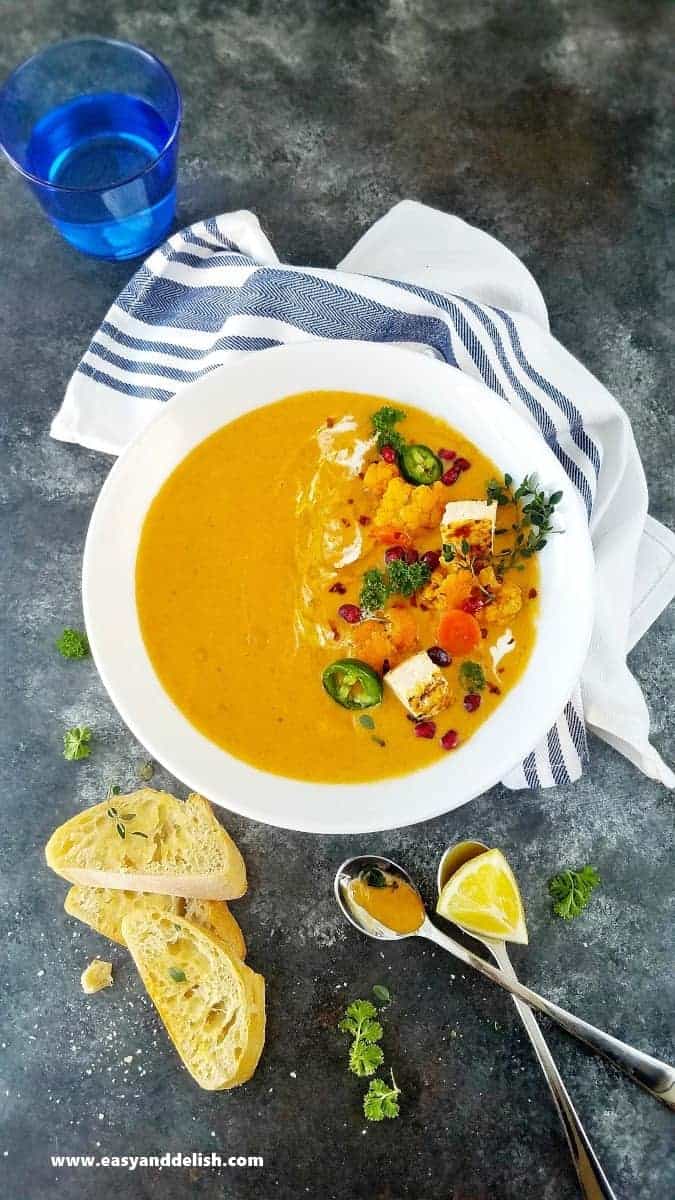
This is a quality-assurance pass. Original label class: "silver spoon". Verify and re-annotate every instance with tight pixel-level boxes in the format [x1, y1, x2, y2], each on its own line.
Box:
[334, 854, 675, 1110]
[437, 841, 614, 1200]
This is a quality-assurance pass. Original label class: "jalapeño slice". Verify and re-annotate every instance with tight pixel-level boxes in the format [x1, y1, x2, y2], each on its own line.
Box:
[322, 659, 383, 710]
[399, 444, 442, 485]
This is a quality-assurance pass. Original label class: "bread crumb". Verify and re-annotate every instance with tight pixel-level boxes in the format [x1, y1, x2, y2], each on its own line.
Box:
[81, 959, 113, 995]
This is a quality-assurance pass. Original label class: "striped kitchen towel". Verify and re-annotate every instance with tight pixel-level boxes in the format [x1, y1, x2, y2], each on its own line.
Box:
[51, 201, 675, 790]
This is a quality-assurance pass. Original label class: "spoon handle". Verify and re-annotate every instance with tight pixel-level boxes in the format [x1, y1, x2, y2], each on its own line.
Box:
[489, 941, 616, 1200]
[420, 918, 675, 1109]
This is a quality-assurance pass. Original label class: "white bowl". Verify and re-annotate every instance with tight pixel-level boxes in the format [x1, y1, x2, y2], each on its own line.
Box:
[83, 341, 593, 834]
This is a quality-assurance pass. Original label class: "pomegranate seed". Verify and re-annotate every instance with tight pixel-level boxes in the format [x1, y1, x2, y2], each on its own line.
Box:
[438, 448, 456, 461]
[455, 456, 471, 472]
[338, 604, 362, 624]
[528, 587, 538, 599]
[414, 720, 436, 739]
[381, 445, 397, 463]
[385, 545, 406, 564]
[329, 581, 347, 594]
[359, 514, 371, 526]
[403, 548, 419, 564]
[441, 729, 460, 751]
[442, 466, 461, 486]
[427, 645, 451, 667]
[463, 693, 481, 713]
[421, 549, 440, 571]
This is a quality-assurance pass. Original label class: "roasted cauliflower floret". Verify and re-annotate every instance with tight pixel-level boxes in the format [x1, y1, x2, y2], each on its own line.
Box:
[363, 460, 399, 498]
[484, 582, 523, 624]
[373, 477, 446, 539]
[420, 568, 473, 611]
[349, 606, 419, 672]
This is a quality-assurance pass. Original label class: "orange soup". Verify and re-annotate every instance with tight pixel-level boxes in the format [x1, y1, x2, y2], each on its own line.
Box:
[136, 391, 539, 783]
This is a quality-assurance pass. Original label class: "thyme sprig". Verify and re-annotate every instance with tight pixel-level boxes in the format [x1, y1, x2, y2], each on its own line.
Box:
[485, 474, 562, 576]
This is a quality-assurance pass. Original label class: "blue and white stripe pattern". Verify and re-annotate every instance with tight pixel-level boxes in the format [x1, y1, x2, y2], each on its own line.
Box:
[76, 215, 599, 790]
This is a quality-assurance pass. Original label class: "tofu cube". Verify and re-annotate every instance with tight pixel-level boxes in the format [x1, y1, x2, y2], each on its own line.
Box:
[441, 500, 497, 559]
[384, 651, 452, 719]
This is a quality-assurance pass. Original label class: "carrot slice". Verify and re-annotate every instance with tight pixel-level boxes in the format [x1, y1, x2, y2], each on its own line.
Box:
[438, 609, 482, 655]
[370, 526, 412, 548]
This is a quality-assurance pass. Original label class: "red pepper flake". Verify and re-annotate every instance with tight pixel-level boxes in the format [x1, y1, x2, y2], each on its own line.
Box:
[488, 683, 501, 695]
[441, 729, 460, 751]
[347, 498, 354, 505]
[480, 627, 488, 638]
[329, 622, 340, 641]
[326, 416, 335, 428]
[340, 517, 351, 527]
[528, 587, 538, 599]
[382, 658, 391, 676]
[328, 581, 347, 594]
[454, 523, 472, 537]
[358, 514, 371, 526]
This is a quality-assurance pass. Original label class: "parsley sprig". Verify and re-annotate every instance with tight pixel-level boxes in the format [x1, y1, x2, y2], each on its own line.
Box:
[63, 726, 92, 761]
[359, 559, 432, 615]
[339, 1000, 384, 1077]
[56, 628, 89, 659]
[339, 998, 402, 1121]
[371, 406, 407, 454]
[549, 866, 600, 919]
[363, 1071, 401, 1121]
[485, 474, 563, 576]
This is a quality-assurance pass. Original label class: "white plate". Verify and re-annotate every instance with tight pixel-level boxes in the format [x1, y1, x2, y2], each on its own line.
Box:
[83, 341, 594, 834]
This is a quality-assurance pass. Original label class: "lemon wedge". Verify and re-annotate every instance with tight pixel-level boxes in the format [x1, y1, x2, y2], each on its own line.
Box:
[436, 848, 528, 943]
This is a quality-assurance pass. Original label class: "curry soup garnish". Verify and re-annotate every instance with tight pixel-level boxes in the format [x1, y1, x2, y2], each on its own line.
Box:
[136, 391, 549, 783]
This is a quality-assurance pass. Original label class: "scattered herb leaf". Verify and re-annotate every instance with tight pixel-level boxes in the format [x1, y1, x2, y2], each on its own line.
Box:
[363, 1070, 401, 1121]
[372, 984, 391, 1005]
[360, 867, 388, 888]
[168, 967, 186, 983]
[459, 661, 486, 692]
[55, 628, 89, 659]
[63, 726, 92, 761]
[137, 760, 154, 782]
[350, 1040, 385, 1077]
[116, 823, 126, 840]
[358, 714, 376, 730]
[371, 406, 407, 454]
[106, 783, 121, 799]
[132, 831, 149, 839]
[371, 735, 386, 747]
[549, 866, 600, 919]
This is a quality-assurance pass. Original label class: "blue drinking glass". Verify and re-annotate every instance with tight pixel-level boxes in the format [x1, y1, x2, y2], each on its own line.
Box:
[0, 37, 182, 260]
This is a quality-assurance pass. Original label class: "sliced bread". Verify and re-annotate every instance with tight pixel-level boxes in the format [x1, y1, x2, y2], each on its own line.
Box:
[121, 909, 265, 1090]
[65, 886, 247, 959]
[46, 789, 247, 899]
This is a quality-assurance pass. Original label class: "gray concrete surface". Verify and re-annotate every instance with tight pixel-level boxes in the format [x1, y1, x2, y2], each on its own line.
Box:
[1, 2, 673, 1198]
